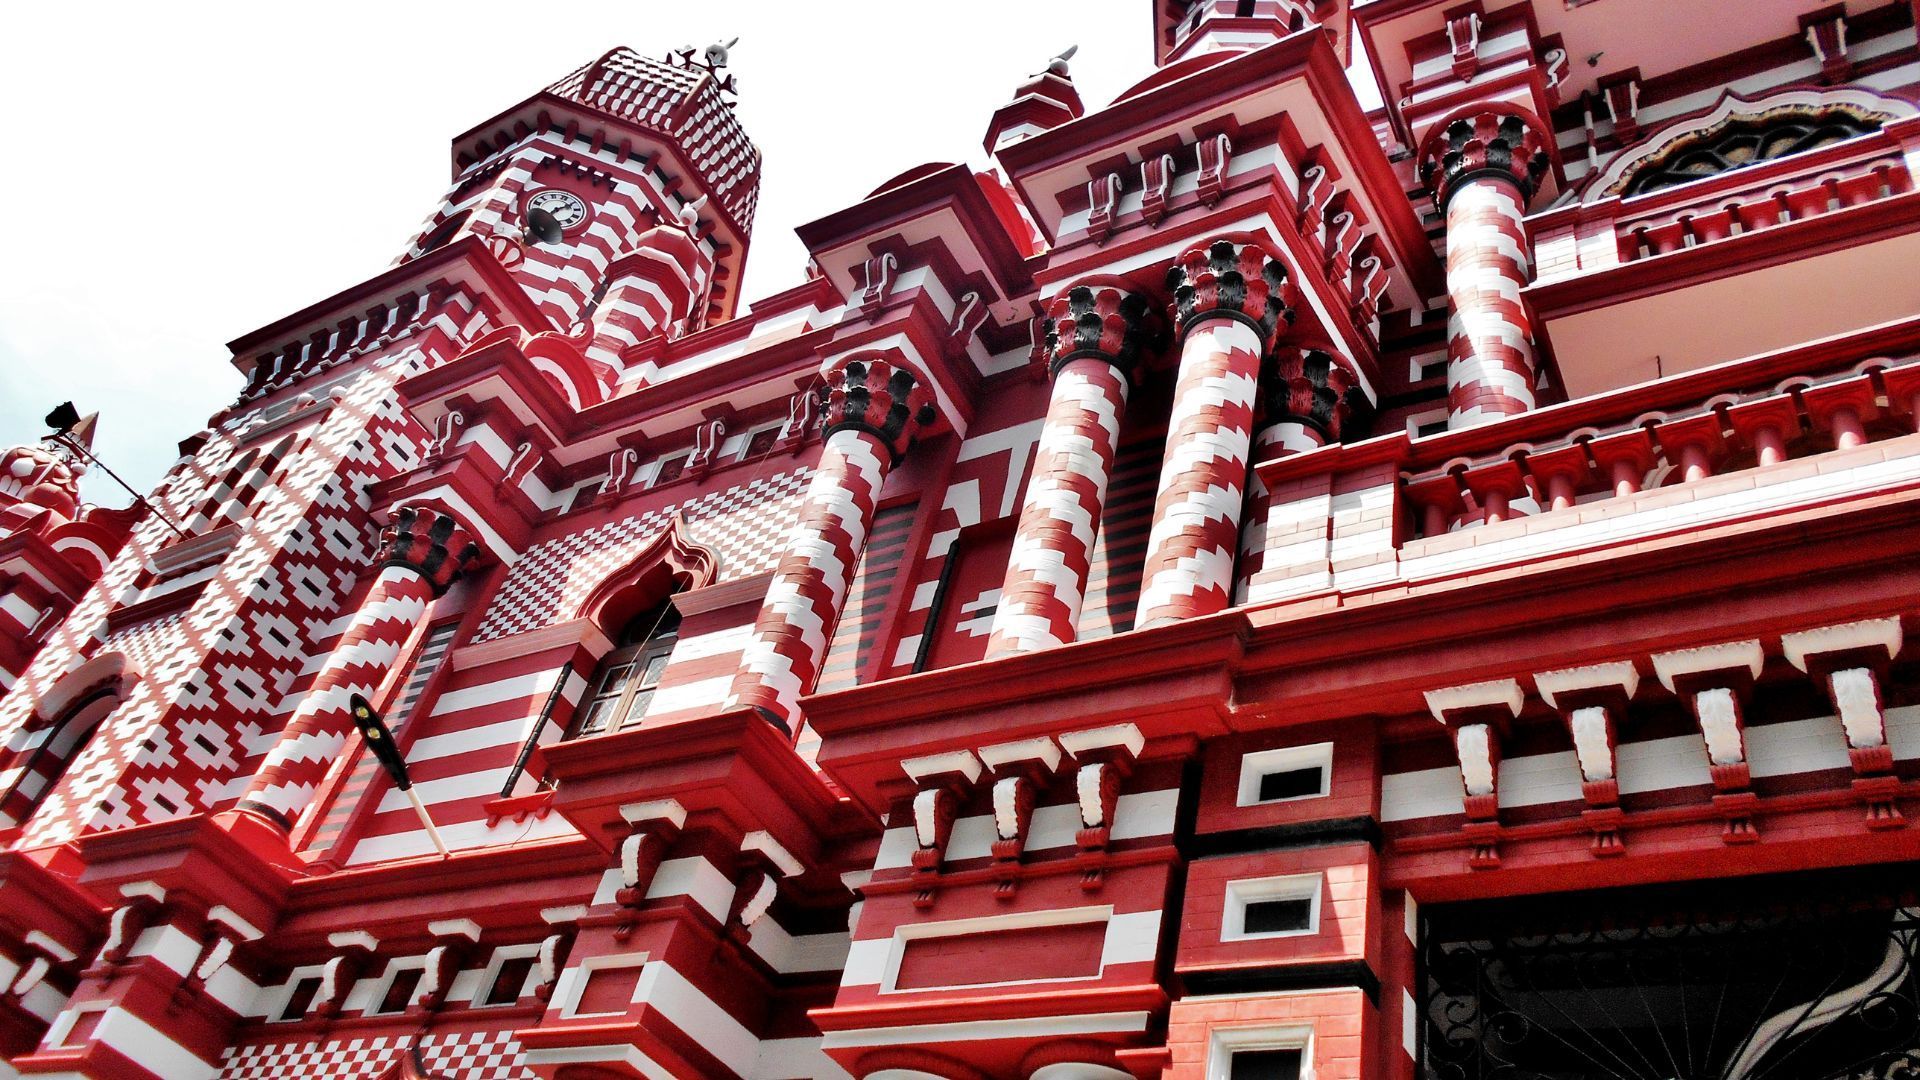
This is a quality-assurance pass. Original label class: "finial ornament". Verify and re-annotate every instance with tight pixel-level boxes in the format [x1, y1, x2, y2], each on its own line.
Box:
[676, 194, 708, 232]
[1038, 44, 1078, 78]
[669, 37, 741, 96]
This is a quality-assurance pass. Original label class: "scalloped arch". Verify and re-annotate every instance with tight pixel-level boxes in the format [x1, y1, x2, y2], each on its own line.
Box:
[1586, 86, 1918, 201]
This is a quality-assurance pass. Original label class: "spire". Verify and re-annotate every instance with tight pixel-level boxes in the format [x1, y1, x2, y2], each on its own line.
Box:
[983, 47, 1086, 156]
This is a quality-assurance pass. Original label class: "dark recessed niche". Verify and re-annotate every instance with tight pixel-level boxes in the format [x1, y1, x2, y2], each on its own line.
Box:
[1257, 765, 1326, 802]
[1230, 1048, 1304, 1080]
[1243, 897, 1315, 936]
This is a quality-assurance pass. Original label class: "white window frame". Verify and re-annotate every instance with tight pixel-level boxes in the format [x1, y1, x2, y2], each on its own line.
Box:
[362, 956, 429, 1016]
[1207, 1021, 1317, 1080]
[1222, 873, 1323, 942]
[264, 963, 330, 1022]
[1237, 742, 1333, 807]
[469, 943, 543, 1008]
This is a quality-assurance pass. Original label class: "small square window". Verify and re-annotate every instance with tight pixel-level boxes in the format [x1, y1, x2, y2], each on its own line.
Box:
[1415, 417, 1449, 438]
[374, 967, 423, 1015]
[743, 427, 780, 459]
[1230, 1048, 1303, 1080]
[1256, 766, 1324, 802]
[480, 955, 537, 1006]
[1242, 897, 1315, 936]
[1223, 873, 1321, 942]
[276, 975, 324, 1021]
[654, 455, 687, 485]
[1237, 743, 1332, 807]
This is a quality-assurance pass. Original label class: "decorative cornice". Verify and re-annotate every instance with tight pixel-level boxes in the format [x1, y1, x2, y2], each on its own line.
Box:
[1259, 348, 1365, 444]
[1165, 239, 1298, 345]
[1041, 285, 1156, 382]
[1417, 106, 1553, 211]
[818, 354, 939, 464]
[377, 506, 482, 596]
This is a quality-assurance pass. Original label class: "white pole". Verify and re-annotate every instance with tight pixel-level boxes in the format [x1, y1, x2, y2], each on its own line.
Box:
[404, 788, 450, 858]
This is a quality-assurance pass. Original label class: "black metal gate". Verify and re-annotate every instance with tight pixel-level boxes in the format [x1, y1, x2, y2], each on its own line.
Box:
[1421, 866, 1920, 1080]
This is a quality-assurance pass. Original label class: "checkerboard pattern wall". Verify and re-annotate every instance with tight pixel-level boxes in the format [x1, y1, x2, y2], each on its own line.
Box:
[474, 468, 810, 641]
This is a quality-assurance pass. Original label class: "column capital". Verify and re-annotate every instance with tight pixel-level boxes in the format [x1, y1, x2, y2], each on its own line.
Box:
[1041, 284, 1156, 383]
[376, 505, 482, 596]
[1165, 239, 1298, 346]
[1417, 106, 1554, 211]
[818, 354, 940, 464]
[1258, 347, 1365, 445]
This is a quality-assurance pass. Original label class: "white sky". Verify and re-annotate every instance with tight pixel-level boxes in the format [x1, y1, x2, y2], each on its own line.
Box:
[0, 3, 1377, 505]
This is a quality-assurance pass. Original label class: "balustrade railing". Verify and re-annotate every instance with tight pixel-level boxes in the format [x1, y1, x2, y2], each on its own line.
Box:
[1532, 117, 1920, 284]
[1400, 353, 1920, 538]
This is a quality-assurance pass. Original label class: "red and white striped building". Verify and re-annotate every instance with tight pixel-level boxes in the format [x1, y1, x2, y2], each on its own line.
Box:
[5, 3, 1920, 1076]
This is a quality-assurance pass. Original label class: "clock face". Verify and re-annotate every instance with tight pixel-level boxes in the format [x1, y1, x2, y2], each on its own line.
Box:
[525, 189, 589, 233]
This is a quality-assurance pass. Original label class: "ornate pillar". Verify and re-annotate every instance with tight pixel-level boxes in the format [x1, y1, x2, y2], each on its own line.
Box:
[1418, 109, 1552, 428]
[1235, 347, 1362, 598]
[728, 356, 937, 731]
[987, 285, 1152, 656]
[1137, 239, 1296, 629]
[234, 506, 479, 830]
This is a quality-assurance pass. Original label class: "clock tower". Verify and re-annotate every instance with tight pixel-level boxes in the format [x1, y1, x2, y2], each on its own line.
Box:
[397, 44, 761, 359]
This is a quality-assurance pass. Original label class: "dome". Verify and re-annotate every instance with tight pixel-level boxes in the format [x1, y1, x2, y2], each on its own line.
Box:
[0, 443, 82, 523]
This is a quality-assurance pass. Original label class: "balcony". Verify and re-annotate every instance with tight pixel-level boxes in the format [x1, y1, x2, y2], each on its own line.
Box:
[1527, 115, 1920, 399]
[1242, 318, 1920, 608]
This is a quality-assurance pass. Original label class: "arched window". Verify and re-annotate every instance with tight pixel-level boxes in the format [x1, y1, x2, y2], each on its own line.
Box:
[1618, 107, 1884, 196]
[0, 657, 129, 828]
[566, 597, 683, 739]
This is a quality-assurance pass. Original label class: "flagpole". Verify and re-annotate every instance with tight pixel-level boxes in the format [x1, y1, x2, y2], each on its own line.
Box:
[404, 788, 451, 858]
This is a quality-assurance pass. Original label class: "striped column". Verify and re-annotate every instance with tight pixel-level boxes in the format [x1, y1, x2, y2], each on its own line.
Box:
[1137, 240, 1296, 629]
[987, 285, 1152, 656]
[582, 219, 714, 377]
[234, 507, 479, 830]
[1418, 109, 1552, 428]
[729, 356, 937, 731]
[1235, 348, 1362, 598]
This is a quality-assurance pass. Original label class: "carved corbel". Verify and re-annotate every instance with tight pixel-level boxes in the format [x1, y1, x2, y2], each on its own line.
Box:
[614, 799, 687, 908]
[945, 291, 989, 359]
[1140, 153, 1176, 227]
[423, 410, 465, 463]
[598, 447, 640, 501]
[1534, 661, 1640, 857]
[686, 416, 728, 479]
[1197, 133, 1232, 207]
[1426, 680, 1525, 869]
[532, 906, 585, 1004]
[175, 905, 264, 1009]
[1059, 723, 1145, 891]
[496, 440, 543, 500]
[1782, 617, 1906, 829]
[978, 738, 1064, 899]
[410, 919, 481, 1017]
[1599, 73, 1642, 142]
[1447, 9, 1483, 80]
[776, 383, 819, 452]
[1652, 641, 1765, 843]
[1297, 162, 1334, 237]
[1086, 173, 1122, 245]
[856, 253, 898, 319]
[312, 931, 379, 1022]
[88, 881, 166, 973]
[901, 750, 983, 909]
[1802, 9, 1852, 83]
[8, 930, 78, 1005]
[728, 831, 805, 939]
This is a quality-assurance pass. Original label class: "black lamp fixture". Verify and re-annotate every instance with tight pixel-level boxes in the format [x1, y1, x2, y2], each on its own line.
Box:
[43, 401, 189, 539]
